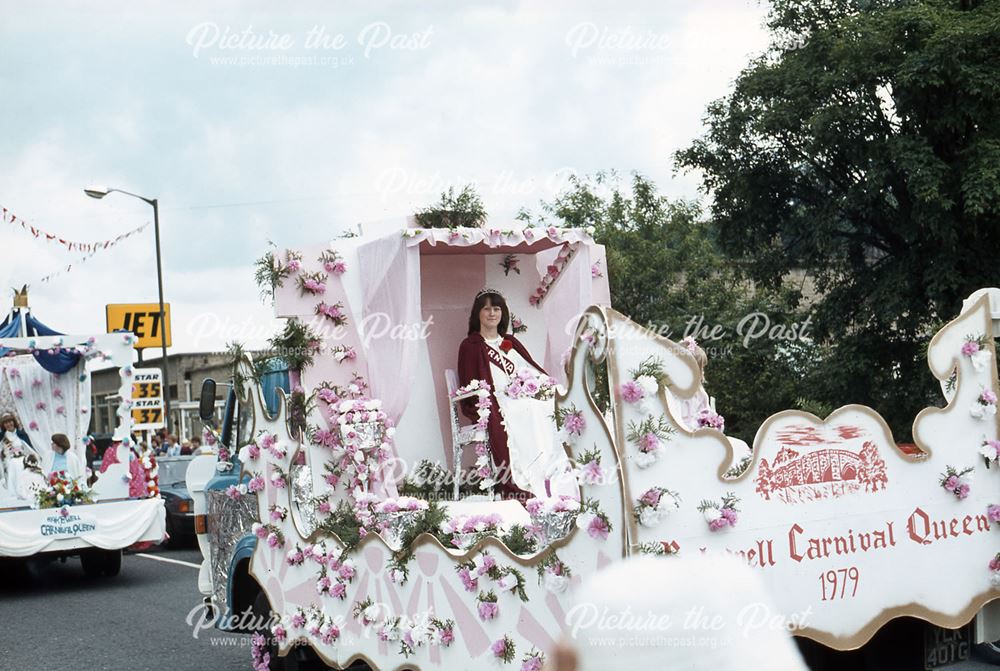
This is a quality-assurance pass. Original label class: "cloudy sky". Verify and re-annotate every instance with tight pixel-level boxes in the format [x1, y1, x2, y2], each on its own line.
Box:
[0, 0, 770, 354]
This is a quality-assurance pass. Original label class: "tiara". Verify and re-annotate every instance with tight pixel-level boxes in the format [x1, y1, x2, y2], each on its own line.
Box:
[476, 288, 504, 299]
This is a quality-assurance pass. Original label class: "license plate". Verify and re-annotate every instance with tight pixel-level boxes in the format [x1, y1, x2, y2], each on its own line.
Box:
[924, 622, 971, 670]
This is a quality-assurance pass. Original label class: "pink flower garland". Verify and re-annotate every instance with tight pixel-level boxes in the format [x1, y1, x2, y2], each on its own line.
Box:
[315, 301, 347, 326]
[298, 271, 327, 296]
[529, 243, 575, 306]
[319, 248, 347, 275]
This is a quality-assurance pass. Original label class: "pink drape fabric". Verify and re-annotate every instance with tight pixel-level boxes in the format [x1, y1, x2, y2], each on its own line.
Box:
[357, 235, 422, 425]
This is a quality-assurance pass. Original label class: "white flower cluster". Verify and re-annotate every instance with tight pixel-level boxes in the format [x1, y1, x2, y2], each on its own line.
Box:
[970, 349, 992, 373]
[638, 493, 679, 528]
[336, 399, 383, 415]
[544, 569, 569, 594]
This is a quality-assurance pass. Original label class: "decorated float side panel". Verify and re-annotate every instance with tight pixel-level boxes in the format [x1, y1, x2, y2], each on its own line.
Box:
[606, 297, 1000, 649]
[239, 307, 627, 670]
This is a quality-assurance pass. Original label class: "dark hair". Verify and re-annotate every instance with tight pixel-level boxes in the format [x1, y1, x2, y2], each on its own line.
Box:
[468, 292, 510, 335]
[52, 433, 71, 452]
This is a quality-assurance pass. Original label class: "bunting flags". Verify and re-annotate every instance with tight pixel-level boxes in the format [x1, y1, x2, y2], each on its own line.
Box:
[1, 205, 152, 283]
[1, 205, 149, 253]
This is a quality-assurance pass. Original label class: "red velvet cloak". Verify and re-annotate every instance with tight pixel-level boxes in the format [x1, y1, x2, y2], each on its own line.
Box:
[457, 332, 546, 498]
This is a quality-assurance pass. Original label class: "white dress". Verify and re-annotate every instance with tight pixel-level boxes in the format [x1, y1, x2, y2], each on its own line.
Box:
[485, 337, 577, 499]
[1, 432, 40, 501]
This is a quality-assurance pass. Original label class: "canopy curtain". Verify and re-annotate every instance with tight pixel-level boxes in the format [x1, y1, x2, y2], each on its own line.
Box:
[357, 235, 422, 425]
[0, 355, 88, 466]
[26, 314, 82, 374]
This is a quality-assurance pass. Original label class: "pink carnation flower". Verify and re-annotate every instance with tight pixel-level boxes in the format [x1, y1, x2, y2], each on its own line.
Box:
[522, 657, 544, 671]
[458, 567, 478, 592]
[579, 459, 605, 485]
[639, 489, 660, 507]
[564, 412, 586, 435]
[490, 638, 509, 658]
[709, 517, 729, 531]
[639, 432, 660, 453]
[477, 555, 497, 576]
[988, 505, 1000, 523]
[962, 341, 981, 356]
[478, 601, 499, 621]
[304, 278, 326, 294]
[321, 624, 340, 644]
[586, 514, 610, 541]
[620, 381, 644, 403]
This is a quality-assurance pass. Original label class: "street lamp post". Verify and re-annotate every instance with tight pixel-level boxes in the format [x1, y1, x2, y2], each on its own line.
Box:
[84, 186, 171, 436]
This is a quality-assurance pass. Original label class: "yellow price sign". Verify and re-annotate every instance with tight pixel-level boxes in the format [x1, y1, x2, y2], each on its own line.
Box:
[130, 370, 165, 430]
[106, 303, 172, 349]
[131, 407, 163, 426]
[132, 382, 162, 399]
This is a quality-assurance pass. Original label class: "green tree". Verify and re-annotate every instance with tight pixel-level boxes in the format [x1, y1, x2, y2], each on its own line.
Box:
[528, 173, 814, 440]
[676, 0, 1000, 438]
[415, 184, 487, 228]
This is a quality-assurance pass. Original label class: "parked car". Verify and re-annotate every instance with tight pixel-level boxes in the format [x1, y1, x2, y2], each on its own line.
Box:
[157, 456, 195, 545]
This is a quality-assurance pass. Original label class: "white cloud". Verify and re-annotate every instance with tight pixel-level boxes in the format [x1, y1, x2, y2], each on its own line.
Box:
[1, 0, 770, 355]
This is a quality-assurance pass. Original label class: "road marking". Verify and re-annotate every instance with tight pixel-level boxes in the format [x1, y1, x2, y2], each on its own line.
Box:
[135, 553, 201, 569]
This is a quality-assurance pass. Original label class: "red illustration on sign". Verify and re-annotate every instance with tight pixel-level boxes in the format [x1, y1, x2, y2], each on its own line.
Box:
[755, 424, 888, 503]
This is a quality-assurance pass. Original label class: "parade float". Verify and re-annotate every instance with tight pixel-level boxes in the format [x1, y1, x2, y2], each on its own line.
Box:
[0, 289, 165, 575]
[189, 222, 1000, 669]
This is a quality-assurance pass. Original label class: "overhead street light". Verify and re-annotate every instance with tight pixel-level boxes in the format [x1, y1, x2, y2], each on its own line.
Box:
[84, 185, 172, 436]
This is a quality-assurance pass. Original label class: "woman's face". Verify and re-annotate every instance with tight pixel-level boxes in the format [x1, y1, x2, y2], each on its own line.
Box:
[479, 299, 503, 331]
[2, 420, 14, 432]
[52, 442, 65, 454]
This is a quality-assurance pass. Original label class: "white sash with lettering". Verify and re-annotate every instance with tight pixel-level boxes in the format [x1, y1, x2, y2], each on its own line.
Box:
[486, 344, 517, 377]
